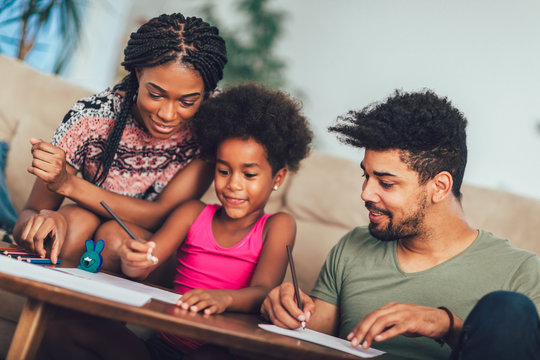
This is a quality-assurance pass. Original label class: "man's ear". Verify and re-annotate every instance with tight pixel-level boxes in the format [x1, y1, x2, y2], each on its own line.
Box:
[272, 168, 288, 191]
[431, 171, 453, 203]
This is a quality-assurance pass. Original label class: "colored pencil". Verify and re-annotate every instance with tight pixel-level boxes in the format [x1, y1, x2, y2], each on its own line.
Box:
[286, 244, 305, 330]
[100, 201, 138, 241]
[100, 200, 158, 264]
[17, 257, 60, 264]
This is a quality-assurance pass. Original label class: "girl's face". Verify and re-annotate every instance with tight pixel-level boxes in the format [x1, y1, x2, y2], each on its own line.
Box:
[214, 137, 287, 221]
[134, 61, 205, 139]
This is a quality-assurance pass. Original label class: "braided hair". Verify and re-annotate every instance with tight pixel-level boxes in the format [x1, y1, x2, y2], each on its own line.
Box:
[89, 13, 227, 186]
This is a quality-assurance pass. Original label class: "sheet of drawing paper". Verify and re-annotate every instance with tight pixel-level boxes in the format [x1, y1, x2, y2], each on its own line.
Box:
[55, 267, 181, 304]
[0, 255, 150, 306]
[258, 324, 385, 358]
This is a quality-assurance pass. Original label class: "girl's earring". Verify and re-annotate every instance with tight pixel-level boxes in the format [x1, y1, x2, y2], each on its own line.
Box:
[273, 185, 279, 191]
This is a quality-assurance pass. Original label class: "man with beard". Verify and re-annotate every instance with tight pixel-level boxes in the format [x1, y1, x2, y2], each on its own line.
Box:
[260, 90, 540, 360]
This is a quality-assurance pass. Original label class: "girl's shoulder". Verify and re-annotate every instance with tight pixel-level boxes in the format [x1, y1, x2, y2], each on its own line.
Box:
[177, 199, 207, 215]
[263, 211, 296, 237]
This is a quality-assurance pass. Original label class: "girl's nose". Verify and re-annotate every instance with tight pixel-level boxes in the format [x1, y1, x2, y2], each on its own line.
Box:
[228, 173, 242, 191]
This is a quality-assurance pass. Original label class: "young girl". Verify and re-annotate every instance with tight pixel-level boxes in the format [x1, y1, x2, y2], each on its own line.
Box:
[39, 83, 313, 359]
[121, 82, 313, 357]
[13, 13, 227, 272]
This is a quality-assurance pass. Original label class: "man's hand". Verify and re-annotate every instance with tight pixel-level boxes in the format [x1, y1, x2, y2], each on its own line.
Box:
[260, 282, 314, 329]
[19, 209, 67, 264]
[28, 138, 71, 193]
[347, 302, 458, 349]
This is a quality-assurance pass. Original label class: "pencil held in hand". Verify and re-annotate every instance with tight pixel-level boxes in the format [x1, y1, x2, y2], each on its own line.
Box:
[286, 245, 306, 330]
[99, 201, 158, 264]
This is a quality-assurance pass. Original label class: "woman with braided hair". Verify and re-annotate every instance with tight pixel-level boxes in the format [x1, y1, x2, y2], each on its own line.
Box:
[13, 13, 228, 274]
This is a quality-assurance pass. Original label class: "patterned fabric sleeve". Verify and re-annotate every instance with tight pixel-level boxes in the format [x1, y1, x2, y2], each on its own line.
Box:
[51, 89, 118, 172]
[50, 88, 201, 200]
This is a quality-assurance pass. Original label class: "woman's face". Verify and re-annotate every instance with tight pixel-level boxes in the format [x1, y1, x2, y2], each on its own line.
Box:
[134, 62, 205, 139]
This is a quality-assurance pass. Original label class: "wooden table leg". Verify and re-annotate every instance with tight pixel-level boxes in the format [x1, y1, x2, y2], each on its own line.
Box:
[7, 298, 55, 360]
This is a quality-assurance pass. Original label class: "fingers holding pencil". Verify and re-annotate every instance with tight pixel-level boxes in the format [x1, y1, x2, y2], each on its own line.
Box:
[119, 238, 158, 265]
[260, 282, 314, 330]
[100, 201, 158, 278]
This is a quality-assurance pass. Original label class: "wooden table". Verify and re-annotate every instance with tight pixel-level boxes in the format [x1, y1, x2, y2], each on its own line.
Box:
[0, 269, 405, 360]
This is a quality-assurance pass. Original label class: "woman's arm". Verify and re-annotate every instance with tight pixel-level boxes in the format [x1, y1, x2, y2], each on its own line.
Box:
[12, 168, 72, 252]
[59, 158, 213, 230]
[119, 200, 205, 280]
[31, 137, 213, 230]
[179, 212, 297, 314]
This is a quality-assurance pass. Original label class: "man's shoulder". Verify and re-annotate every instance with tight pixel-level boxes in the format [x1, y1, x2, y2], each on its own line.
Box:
[475, 229, 539, 264]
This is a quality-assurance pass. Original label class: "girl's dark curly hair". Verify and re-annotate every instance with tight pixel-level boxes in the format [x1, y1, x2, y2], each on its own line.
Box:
[88, 13, 227, 186]
[329, 89, 468, 199]
[192, 83, 313, 174]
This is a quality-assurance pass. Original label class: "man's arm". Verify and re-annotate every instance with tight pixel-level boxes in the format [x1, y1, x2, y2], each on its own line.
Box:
[347, 302, 463, 349]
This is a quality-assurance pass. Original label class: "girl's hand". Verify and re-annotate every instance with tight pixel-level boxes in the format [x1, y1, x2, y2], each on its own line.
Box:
[177, 289, 233, 315]
[27, 138, 71, 193]
[119, 239, 158, 278]
[20, 209, 67, 264]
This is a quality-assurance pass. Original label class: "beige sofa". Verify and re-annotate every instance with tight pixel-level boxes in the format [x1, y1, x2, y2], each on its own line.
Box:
[2, 54, 540, 356]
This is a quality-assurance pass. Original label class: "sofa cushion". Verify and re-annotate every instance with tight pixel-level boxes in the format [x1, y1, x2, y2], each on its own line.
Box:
[284, 152, 369, 230]
[5, 116, 58, 212]
[0, 56, 91, 142]
[462, 184, 540, 254]
[0, 142, 17, 232]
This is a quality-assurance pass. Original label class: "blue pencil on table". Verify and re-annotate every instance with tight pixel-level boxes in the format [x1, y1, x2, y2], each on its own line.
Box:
[16, 256, 60, 264]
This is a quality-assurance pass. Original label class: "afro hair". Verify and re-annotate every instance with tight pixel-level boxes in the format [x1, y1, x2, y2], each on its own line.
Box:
[192, 83, 313, 174]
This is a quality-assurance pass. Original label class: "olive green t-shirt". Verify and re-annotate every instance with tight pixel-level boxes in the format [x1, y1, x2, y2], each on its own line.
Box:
[310, 227, 540, 360]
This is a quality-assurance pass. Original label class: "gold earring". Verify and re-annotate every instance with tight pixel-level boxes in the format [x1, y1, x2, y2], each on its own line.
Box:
[273, 185, 279, 191]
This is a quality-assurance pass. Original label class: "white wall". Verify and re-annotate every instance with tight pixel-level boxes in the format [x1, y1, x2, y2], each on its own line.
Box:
[65, 0, 540, 200]
[271, 0, 540, 200]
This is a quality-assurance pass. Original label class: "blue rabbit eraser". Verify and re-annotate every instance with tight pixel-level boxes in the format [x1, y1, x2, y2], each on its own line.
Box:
[78, 239, 104, 273]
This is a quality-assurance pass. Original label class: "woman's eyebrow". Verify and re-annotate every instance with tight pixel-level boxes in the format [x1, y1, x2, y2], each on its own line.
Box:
[147, 82, 201, 98]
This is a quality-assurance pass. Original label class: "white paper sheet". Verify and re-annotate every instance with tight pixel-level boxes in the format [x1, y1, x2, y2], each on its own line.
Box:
[0, 256, 180, 307]
[55, 268, 181, 304]
[258, 324, 385, 358]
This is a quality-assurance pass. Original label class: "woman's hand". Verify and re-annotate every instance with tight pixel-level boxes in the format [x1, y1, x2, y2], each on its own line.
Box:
[19, 209, 67, 264]
[177, 289, 234, 315]
[27, 138, 72, 194]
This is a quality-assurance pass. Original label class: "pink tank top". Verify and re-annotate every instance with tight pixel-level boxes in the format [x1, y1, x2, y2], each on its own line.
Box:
[174, 203, 271, 294]
[162, 204, 271, 352]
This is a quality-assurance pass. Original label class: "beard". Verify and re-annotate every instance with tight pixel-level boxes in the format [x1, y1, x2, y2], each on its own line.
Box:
[366, 196, 428, 242]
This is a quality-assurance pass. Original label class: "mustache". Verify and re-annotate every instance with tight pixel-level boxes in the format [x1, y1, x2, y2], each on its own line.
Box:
[365, 202, 392, 216]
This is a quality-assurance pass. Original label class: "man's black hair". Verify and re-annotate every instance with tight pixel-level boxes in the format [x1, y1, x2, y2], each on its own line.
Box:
[329, 89, 468, 198]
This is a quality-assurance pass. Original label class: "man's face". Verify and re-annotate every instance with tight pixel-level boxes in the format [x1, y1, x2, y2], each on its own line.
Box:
[360, 149, 430, 241]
